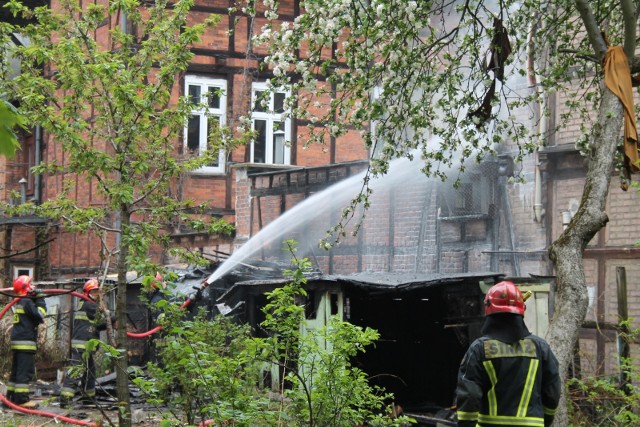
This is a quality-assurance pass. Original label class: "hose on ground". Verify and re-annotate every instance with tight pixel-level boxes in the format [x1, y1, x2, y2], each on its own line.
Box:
[0, 282, 208, 425]
[0, 292, 99, 426]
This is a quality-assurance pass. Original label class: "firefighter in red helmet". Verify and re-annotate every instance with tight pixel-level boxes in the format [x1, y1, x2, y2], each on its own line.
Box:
[147, 273, 167, 325]
[8, 275, 46, 408]
[455, 281, 561, 427]
[13, 275, 33, 296]
[144, 272, 169, 364]
[60, 278, 109, 406]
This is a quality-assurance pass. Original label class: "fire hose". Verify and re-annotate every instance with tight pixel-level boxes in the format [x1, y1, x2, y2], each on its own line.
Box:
[0, 284, 206, 426]
[126, 294, 197, 338]
[0, 392, 99, 426]
[0, 290, 101, 426]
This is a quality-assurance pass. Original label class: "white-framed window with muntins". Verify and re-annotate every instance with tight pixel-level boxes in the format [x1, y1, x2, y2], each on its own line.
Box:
[13, 265, 34, 279]
[251, 82, 291, 165]
[184, 75, 227, 174]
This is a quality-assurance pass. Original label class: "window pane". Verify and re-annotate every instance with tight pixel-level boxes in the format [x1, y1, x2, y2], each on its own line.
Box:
[187, 115, 200, 153]
[253, 91, 266, 112]
[207, 116, 220, 167]
[23, 133, 35, 194]
[273, 121, 285, 164]
[253, 119, 267, 163]
[208, 87, 221, 109]
[188, 85, 201, 104]
[274, 92, 285, 113]
[15, 268, 33, 277]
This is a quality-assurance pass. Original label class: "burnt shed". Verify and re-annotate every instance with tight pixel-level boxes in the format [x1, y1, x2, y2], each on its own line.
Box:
[329, 272, 501, 413]
[217, 271, 507, 425]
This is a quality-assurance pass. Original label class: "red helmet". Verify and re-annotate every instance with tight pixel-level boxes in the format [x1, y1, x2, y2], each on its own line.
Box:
[484, 281, 526, 316]
[83, 279, 99, 297]
[13, 275, 33, 296]
[152, 273, 164, 289]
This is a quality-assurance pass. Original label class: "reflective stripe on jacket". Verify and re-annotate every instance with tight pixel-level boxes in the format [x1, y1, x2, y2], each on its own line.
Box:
[456, 335, 561, 427]
[72, 300, 104, 345]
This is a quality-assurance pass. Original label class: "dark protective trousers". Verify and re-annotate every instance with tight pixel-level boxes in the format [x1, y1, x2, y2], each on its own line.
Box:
[60, 348, 96, 400]
[8, 351, 36, 404]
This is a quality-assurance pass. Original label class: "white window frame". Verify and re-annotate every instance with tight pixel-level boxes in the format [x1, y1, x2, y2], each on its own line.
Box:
[184, 75, 227, 174]
[13, 265, 34, 279]
[250, 82, 291, 165]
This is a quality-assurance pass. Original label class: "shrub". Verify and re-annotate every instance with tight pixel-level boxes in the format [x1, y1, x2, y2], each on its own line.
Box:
[134, 307, 279, 426]
[134, 241, 413, 426]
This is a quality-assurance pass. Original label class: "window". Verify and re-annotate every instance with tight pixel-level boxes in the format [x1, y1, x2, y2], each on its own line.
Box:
[251, 82, 291, 165]
[184, 76, 227, 174]
[13, 266, 34, 279]
[22, 133, 36, 196]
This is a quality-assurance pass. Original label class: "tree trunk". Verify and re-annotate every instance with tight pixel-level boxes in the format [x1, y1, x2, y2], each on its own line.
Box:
[116, 207, 132, 427]
[547, 86, 623, 425]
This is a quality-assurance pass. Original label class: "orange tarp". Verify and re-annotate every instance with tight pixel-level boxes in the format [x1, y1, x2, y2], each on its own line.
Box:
[603, 46, 639, 179]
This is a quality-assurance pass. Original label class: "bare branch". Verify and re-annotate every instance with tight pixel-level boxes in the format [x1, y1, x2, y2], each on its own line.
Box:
[557, 49, 598, 63]
[61, 215, 120, 233]
[620, 0, 637, 59]
[0, 238, 55, 259]
[574, 0, 608, 62]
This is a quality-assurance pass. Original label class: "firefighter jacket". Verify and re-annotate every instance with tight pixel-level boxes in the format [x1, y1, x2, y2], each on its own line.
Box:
[71, 299, 106, 350]
[456, 334, 561, 427]
[10, 297, 46, 352]
[148, 288, 167, 329]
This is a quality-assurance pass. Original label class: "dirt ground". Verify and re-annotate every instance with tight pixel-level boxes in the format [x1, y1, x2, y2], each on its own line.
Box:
[0, 397, 166, 426]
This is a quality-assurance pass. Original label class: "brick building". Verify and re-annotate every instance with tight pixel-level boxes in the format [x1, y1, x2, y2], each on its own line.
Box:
[0, 0, 367, 281]
[1, 0, 639, 381]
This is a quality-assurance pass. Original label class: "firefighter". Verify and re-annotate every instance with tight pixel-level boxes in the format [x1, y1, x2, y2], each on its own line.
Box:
[8, 275, 46, 408]
[146, 273, 168, 364]
[147, 273, 168, 329]
[60, 278, 107, 405]
[455, 281, 561, 427]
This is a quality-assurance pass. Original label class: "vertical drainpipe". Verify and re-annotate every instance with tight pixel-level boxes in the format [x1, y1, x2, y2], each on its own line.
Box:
[121, 9, 127, 35]
[527, 15, 546, 223]
[34, 125, 42, 202]
[533, 103, 547, 223]
[34, 125, 42, 278]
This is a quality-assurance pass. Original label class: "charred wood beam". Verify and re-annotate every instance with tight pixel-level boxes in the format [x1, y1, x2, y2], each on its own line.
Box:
[579, 321, 640, 345]
[438, 214, 491, 222]
[583, 246, 640, 257]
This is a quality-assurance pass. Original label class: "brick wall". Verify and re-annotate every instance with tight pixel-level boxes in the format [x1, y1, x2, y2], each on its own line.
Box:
[235, 160, 502, 276]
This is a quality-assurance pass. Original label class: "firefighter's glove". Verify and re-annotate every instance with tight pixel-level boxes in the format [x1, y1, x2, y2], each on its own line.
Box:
[34, 295, 47, 318]
[35, 295, 47, 309]
[188, 287, 204, 302]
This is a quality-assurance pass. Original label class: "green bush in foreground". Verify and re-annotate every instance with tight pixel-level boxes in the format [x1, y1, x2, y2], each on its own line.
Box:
[135, 241, 413, 426]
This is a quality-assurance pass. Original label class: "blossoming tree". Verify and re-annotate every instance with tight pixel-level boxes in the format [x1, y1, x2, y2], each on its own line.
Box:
[253, 0, 639, 423]
[1, 0, 237, 424]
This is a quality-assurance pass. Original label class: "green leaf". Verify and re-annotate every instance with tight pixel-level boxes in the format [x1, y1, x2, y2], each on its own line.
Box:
[0, 99, 25, 158]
